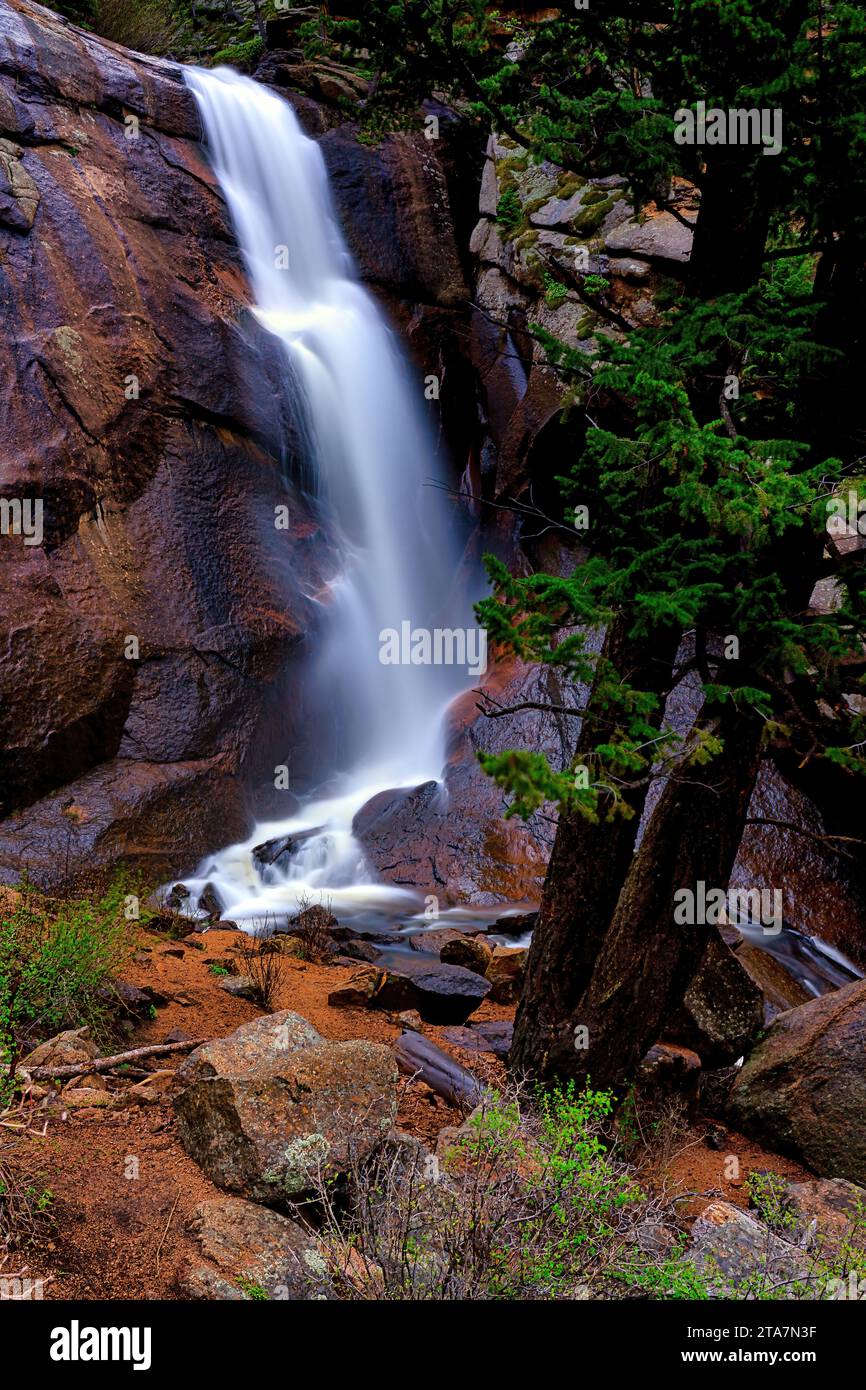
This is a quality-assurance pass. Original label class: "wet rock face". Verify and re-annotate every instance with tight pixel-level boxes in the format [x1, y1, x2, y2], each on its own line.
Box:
[355, 651, 578, 903]
[0, 0, 333, 885]
[727, 980, 866, 1185]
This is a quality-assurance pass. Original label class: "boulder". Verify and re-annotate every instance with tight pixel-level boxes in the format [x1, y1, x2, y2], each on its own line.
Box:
[373, 959, 492, 1025]
[605, 210, 695, 264]
[19, 1027, 98, 1072]
[779, 1178, 866, 1259]
[180, 1196, 319, 1301]
[251, 828, 324, 872]
[216, 975, 258, 1001]
[328, 967, 383, 1008]
[727, 979, 866, 1184]
[440, 935, 492, 975]
[100, 978, 155, 1020]
[733, 941, 812, 1021]
[440, 1020, 513, 1058]
[665, 934, 764, 1065]
[686, 1200, 815, 1298]
[491, 910, 537, 937]
[407, 927, 464, 954]
[174, 1011, 398, 1201]
[485, 945, 528, 1004]
[341, 939, 382, 963]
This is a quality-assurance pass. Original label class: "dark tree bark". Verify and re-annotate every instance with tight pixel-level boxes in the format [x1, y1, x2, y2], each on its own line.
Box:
[509, 619, 680, 1078]
[570, 707, 765, 1093]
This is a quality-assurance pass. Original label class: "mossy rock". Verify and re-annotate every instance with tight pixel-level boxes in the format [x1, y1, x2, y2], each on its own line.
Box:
[572, 197, 614, 234]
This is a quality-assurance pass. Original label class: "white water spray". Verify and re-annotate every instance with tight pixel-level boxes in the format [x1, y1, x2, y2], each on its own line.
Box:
[178, 67, 477, 927]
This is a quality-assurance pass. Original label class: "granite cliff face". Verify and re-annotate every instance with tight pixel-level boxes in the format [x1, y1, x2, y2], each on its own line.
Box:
[0, 0, 563, 899]
[0, 0, 328, 882]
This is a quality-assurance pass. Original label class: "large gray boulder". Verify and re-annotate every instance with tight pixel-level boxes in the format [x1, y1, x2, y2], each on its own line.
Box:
[727, 979, 866, 1184]
[174, 1011, 398, 1202]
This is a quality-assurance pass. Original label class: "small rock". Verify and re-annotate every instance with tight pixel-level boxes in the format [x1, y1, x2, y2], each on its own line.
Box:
[340, 939, 380, 963]
[686, 1199, 815, 1297]
[260, 934, 304, 956]
[396, 1010, 424, 1032]
[374, 960, 492, 1025]
[64, 1072, 108, 1092]
[60, 1087, 115, 1108]
[407, 927, 463, 955]
[217, 975, 258, 1000]
[328, 967, 383, 1008]
[199, 883, 224, 920]
[122, 1071, 177, 1106]
[491, 911, 537, 937]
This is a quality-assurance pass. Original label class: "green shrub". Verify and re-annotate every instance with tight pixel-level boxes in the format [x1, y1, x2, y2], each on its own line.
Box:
[213, 36, 265, 69]
[583, 273, 611, 298]
[0, 877, 136, 1095]
[305, 1080, 711, 1300]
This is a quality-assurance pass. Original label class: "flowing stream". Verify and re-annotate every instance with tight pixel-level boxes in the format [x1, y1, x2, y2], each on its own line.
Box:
[177, 67, 477, 930]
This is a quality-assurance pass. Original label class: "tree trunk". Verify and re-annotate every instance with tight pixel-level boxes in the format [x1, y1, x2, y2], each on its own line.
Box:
[509, 619, 680, 1078]
[570, 706, 764, 1093]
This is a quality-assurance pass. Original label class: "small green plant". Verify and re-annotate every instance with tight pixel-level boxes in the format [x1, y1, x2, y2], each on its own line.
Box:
[496, 187, 522, 233]
[236, 1276, 269, 1301]
[0, 875, 136, 1099]
[543, 271, 568, 309]
[306, 1080, 707, 1300]
[208, 962, 230, 977]
[582, 273, 610, 297]
[746, 1171, 797, 1232]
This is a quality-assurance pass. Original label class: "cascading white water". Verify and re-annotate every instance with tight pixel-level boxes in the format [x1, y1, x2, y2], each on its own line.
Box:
[178, 67, 478, 927]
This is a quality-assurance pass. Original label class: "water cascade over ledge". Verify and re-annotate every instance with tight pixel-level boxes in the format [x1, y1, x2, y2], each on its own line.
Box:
[177, 67, 479, 929]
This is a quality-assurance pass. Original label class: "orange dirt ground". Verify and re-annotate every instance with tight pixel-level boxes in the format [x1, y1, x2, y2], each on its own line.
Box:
[2, 926, 810, 1300]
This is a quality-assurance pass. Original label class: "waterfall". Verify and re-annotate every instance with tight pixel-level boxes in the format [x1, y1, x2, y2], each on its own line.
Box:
[177, 67, 477, 927]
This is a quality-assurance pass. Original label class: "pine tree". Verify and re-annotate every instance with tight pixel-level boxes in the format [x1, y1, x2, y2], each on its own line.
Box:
[327, 1, 866, 1088]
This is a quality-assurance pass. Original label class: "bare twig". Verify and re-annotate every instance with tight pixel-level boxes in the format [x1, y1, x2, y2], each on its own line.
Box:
[17, 1038, 205, 1083]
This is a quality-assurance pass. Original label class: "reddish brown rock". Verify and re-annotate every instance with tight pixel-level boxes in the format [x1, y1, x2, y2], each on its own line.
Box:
[0, 0, 327, 885]
[727, 980, 866, 1184]
[485, 944, 528, 1004]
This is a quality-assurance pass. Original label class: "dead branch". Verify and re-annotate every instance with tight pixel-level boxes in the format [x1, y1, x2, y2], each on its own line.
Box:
[17, 1038, 205, 1083]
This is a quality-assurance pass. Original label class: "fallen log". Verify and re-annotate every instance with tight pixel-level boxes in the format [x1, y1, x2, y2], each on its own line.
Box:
[394, 1031, 486, 1110]
[17, 1038, 205, 1082]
